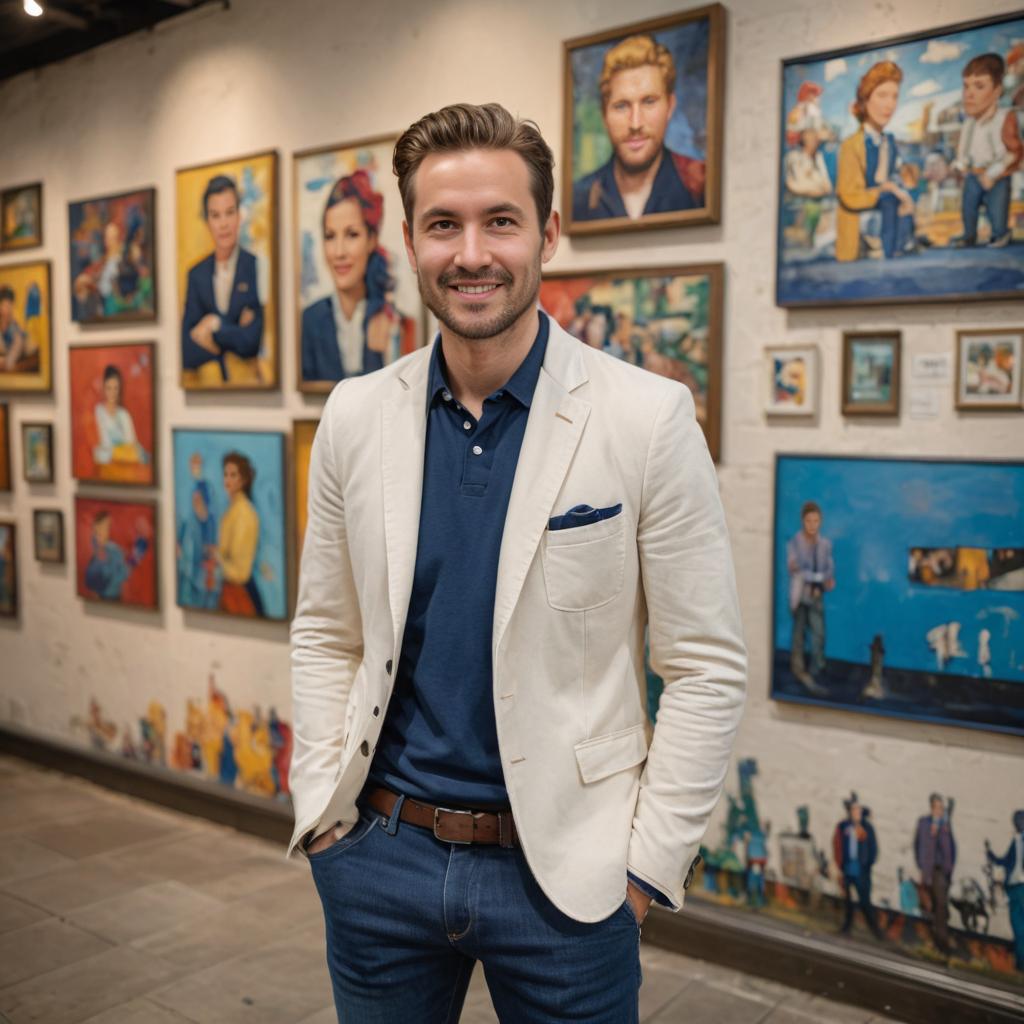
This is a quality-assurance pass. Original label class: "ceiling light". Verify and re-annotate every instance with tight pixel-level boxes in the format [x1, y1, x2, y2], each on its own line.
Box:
[24, 0, 44, 16]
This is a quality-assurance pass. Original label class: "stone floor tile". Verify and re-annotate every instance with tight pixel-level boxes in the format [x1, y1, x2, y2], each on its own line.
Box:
[19, 810, 177, 860]
[0, 859, 153, 916]
[639, 957, 697, 1020]
[294, 1008, 340, 1024]
[129, 902, 282, 973]
[189, 854, 304, 903]
[0, 786, 116, 832]
[0, 946, 184, 1024]
[0, 833, 76, 883]
[0, 891, 51, 935]
[646, 979, 772, 1024]
[67, 880, 225, 945]
[777, 992, 873, 1023]
[0, 917, 112, 989]
[148, 939, 333, 1024]
[233, 873, 322, 930]
[78, 999, 197, 1024]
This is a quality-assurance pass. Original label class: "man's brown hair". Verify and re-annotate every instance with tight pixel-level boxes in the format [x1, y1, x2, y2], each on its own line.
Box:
[393, 102, 554, 231]
[963, 53, 1005, 88]
[852, 61, 902, 123]
[599, 34, 676, 109]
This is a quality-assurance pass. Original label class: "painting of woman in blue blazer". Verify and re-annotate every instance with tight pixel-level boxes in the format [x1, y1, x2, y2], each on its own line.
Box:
[300, 170, 415, 390]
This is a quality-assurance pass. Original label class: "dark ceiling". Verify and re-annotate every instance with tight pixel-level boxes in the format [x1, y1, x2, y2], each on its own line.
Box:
[0, 0, 227, 83]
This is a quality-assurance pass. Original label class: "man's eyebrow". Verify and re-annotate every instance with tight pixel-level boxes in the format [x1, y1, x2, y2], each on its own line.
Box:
[418, 207, 458, 224]
[483, 203, 527, 218]
[417, 203, 527, 224]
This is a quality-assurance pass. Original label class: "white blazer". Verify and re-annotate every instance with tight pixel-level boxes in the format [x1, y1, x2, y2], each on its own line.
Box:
[289, 316, 747, 922]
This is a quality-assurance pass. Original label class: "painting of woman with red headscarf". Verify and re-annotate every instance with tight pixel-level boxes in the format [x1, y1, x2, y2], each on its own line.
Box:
[295, 138, 422, 392]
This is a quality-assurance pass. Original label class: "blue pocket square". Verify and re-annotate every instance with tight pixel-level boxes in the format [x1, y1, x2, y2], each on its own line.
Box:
[548, 503, 622, 531]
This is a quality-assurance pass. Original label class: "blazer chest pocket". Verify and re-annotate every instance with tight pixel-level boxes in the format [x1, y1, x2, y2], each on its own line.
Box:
[542, 514, 625, 611]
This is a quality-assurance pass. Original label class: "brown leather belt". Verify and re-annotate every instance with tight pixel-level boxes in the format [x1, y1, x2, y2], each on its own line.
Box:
[363, 786, 520, 848]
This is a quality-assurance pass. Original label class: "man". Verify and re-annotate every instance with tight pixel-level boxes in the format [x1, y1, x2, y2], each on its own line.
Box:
[290, 102, 746, 1022]
[985, 810, 1024, 971]
[180, 175, 263, 386]
[913, 793, 956, 955]
[832, 793, 884, 940]
[572, 34, 704, 223]
[83, 510, 148, 601]
[952, 53, 1021, 249]
[786, 500, 834, 693]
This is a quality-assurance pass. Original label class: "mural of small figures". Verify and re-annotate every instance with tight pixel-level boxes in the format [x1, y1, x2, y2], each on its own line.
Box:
[986, 810, 1024, 972]
[914, 794, 957, 955]
[68, 699, 117, 751]
[778, 805, 830, 905]
[139, 701, 167, 766]
[898, 867, 922, 915]
[832, 792, 885, 940]
[786, 499, 835, 696]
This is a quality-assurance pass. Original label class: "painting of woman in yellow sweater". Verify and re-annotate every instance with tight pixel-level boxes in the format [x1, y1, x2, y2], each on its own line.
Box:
[173, 429, 287, 621]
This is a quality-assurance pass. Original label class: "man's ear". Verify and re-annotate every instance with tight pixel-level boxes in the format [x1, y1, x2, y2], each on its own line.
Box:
[402, 220, 417, 273]
[541, 210, 561, 265]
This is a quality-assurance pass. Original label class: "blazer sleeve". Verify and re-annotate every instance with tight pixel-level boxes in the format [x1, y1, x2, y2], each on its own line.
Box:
[836, 134, 881, 212]
[626, 384, 747, 910]
[213, 254, 263, 359]
[289, 383, 364, 840]
[181, 266, 216, 370]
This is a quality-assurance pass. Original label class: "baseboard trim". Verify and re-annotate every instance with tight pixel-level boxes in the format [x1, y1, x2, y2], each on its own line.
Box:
[3, 722, 1021, 1022]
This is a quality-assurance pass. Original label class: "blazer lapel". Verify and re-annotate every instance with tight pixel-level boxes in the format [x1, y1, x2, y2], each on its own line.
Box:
[381, 348, 431, 655]
[493, 323, 590, 653]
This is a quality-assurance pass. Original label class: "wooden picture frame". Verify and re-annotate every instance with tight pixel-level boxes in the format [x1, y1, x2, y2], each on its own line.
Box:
[292, 135, 424, 394]
[33, 509, 65, 564]
[0, 520, 17, 617]
[1, 182, 42, 251]
[842, 331, 901, 416]
[69, 341, 157, 487]
[68, 187, 157, 324]
[21, 421, 54, 483]
[539, 262, 724, 459]
[0, 402, 10, 492]
[0, 259, 53, 394]
[176, 149, 279, 391]
[562, 4, 725, 236]
[955, 328, 1023, 411]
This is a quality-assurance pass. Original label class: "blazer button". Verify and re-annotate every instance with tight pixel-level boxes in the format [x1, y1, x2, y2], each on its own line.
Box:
[360, 740, 370, 756]
[385, 659, 393, 675]
[373, 706, 380, 717]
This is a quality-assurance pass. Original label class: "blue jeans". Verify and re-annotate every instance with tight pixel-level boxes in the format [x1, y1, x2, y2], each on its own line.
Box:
[962, 173, 1010, 241]
[309, 805, 642, 1022]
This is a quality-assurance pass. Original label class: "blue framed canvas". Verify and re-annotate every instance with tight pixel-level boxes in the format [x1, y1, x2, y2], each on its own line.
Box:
[776, 10, 1024, 307]
[772, 454, 1024, 735]
[172, 428, 287, 621]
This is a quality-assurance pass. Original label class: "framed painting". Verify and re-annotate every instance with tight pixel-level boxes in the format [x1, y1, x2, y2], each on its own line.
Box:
[955, 328, 1022, 410]
[0, 260, 51, 393]
[765, 345, 818, 416]
[176, 150, 279, 391]
[0, 521, 16, 617]
[772, 454, 1024, 735]
[68, 187, 156, 324]
[172, 428, 287, 621]
[292, 418, 318, 561]
[74, 495, 158, 609]
[293, 135, 424, 393]
[21, 421, 53, 483]
[1, 183, 42, 251]
[69, 342, 156, 486]
[0, 402, 10, 491]
[539, 262, 724, 459]
[841, 331, 901, 415]
[33, 509, 64, 564]
[777, 10, 1024, 307]
[563, 4, 724, 235]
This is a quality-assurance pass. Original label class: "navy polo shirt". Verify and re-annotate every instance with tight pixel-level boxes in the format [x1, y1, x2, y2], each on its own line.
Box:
[367, 312, 549, 809]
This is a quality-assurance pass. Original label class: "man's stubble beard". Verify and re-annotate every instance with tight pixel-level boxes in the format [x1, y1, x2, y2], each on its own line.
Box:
[416, 247, 543, 342]
[614, 134, 662, 177]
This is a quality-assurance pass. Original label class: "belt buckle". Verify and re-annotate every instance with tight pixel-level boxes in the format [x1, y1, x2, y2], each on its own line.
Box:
[433, 806, 475, 844]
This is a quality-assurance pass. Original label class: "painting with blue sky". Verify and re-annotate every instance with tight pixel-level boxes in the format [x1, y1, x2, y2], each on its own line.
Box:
[772, 455, 1024, 735]
[172, 429, 287, 621]
[777, 11, 1024, 306]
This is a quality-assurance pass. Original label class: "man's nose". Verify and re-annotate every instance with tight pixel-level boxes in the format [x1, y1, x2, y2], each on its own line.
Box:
[629, 103, 643, 130]
[454, 226, 492, 271]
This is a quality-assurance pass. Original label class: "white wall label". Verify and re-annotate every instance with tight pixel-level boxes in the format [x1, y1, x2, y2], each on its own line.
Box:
[911, 353, 952, 384]
[909, 389, 941, 418]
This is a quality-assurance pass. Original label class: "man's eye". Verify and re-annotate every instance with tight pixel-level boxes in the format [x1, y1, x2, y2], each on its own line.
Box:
[492, 217, 514, 228]
[431, 220, 455, 231]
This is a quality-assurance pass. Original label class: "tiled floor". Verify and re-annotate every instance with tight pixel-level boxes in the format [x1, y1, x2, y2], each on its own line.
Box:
[0, 754, 909, 1024]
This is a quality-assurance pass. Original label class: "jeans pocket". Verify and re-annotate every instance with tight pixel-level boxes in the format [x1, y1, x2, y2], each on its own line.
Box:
[619, 896, 642, 930]
[308, 808, 380, 866]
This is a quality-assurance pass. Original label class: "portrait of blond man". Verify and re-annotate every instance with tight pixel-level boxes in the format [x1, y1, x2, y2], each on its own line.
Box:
[569, 27, 710, 226]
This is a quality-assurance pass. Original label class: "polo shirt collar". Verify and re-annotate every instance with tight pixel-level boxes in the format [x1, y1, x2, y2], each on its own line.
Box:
[426, 309, 550, 411]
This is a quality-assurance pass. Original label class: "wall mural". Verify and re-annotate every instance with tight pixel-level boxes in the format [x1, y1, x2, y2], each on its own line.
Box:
[71, 672, 293, 800]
